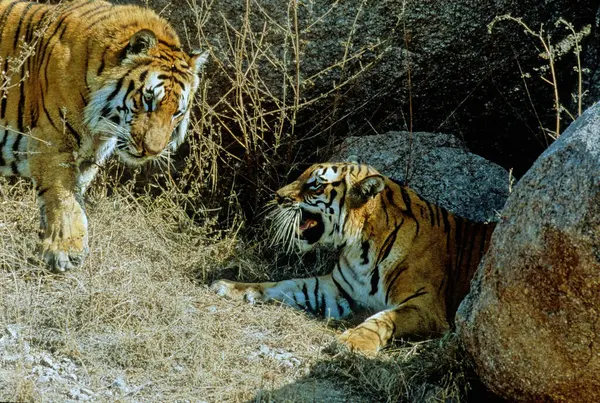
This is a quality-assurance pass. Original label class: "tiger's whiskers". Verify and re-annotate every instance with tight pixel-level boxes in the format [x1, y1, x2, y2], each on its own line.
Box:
[267, 205, 301, 254]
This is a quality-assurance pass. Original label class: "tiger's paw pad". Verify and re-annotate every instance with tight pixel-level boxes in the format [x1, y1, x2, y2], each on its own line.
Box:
[336, 327, 381, 356]
[210, 280, 264, 304]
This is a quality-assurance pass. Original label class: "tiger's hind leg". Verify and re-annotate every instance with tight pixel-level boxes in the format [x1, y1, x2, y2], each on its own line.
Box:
[211, 274, 353, 319]
[31, 151, 89, 272]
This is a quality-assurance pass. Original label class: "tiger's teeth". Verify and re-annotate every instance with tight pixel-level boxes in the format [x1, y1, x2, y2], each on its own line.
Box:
[300, 219, 317, 231]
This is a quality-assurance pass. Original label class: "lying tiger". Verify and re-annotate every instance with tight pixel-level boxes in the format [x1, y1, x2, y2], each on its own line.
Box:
[212, 162, 496, 355]
[0, 0, 208, 270]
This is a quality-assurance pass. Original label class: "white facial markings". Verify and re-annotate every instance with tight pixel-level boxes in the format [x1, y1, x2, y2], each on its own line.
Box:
[319, 166, 343, 182]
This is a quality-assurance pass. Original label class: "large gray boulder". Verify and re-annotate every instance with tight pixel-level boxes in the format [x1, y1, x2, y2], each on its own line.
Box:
[456, 102, 600, 401]
[140, 0, 598, 174]
[332, 131, 509, 222]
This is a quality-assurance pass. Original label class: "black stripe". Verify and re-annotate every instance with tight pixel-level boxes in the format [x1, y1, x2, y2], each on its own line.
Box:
[399, 187, 413, 216]
[0, 1, 22, 43]
[12, 2, 35, 50]
[12, 133, 22, 161]
[380, 194, 389, 225]
[106, 76, 125, 104]
[97, 48, 107, 76]
[37, 186, 50, 197]
[440, 208, 450, 232]
[86, 10, 115, 31]
[385, 266, 408, 304]
[332, 276, 357, 312]
[369, 266, 379, 296]
[0, 96, 6, 120]
[337, 187, 347, 226]
[42, 103, 61, 133]
[375, 219, 404, 266]
[64, 117, 82, 147]
[80, 92, 88, 107]
[158, 38, 179, 49]
[316, 188, 337, 209]
[77, 2, 110, 19]
[17, 71, 26, 131]
[302, 283, 312, 312]
[83, 37, 90, 90]
[424, 199, 435, 227]
[0, 128, 7, 167]
[0, 1, 22, 112]
[398, 287, 427, 306]
[41, 24, 68, 96]
[313, 278, 320, 315]
[335, 263, 354, 293]
[360, 240, 370, 265]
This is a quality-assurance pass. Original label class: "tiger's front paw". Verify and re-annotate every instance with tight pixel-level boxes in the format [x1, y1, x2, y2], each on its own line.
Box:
[336, 326, 382, 356]
[41, 235, 89, 272]
[40, 208, 89, 272]
[210, 280, 265, 304]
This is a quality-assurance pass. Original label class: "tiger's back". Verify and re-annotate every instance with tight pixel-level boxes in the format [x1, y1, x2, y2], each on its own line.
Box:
[376, 178, 495, 326]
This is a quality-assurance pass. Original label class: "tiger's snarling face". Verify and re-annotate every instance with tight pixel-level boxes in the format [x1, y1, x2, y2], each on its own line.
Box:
[85, 29, 208, 166]
[269, 162, 383, 252]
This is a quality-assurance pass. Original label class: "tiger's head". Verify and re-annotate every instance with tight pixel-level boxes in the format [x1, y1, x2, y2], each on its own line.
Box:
[269, 162, 386, 252]
[84, 28, 209, 166]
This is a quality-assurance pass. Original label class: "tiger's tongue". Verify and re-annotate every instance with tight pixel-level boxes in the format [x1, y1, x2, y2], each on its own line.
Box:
[300, 219, 317, 231]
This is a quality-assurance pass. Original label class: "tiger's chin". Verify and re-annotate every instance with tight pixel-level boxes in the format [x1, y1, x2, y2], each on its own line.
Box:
[298, 209, 325, 245]
[116, 149, 156, 167]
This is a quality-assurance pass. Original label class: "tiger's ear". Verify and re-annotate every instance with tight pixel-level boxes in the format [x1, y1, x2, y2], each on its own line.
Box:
[348, 175, 385, 208]
[189, 50, 209, 75]
[126, 29, 157, 56]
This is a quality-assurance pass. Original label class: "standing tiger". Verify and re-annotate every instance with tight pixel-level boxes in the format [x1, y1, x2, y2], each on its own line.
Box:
[212, 162, 496, 355]
[0, 0, 208, 271]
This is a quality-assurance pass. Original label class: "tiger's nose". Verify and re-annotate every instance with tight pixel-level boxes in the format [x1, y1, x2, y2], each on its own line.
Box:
[143, 132, 168, 156]
[275, 192, 293, 204]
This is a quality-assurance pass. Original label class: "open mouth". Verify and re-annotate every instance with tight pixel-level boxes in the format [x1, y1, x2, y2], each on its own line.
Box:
[299, 209, 325, 244]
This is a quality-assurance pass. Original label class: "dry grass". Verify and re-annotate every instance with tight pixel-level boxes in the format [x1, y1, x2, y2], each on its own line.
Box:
[0, 177, 483, 402]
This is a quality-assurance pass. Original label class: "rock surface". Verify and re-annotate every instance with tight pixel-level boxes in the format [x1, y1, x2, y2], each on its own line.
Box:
[143, 0, 599, 174]
[456, 102, 600, 401]
[332, 131, 509, 222]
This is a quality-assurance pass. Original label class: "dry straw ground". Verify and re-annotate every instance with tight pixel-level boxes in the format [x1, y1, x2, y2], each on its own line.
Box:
[0, 176, 479, 402]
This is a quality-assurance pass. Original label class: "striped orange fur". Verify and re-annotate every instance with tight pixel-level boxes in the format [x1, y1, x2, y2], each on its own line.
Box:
[212, 162, 496, 355]
[0, 0, 208, 271]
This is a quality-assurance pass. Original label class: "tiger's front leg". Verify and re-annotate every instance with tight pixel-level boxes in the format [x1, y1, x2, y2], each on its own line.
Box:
[211, 274, 353, 319]
[337, 292, 447, 355]
[31, 151, 89, 272]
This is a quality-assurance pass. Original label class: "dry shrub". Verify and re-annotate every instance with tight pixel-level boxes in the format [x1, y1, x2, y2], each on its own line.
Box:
[155, 0, 392, 221]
